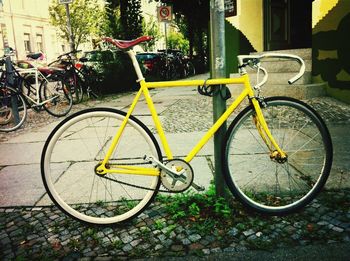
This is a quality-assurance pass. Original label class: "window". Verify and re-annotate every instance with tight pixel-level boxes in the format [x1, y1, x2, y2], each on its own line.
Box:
[24, 33, 31, 53]
[36, 34, 43, 52]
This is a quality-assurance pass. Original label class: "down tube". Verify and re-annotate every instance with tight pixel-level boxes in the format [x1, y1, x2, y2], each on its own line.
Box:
[184, 88, 249, 163]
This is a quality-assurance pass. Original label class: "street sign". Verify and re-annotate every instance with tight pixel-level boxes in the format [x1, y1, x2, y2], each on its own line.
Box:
[59, 0, 73, 4]
[157, 6, 172, 22]
[225, 0, 237, 17]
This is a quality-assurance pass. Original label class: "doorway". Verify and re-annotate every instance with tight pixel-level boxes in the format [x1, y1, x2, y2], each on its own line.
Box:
[264, 0, 313, 51]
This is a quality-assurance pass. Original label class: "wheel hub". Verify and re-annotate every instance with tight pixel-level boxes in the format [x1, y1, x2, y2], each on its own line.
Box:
[270, 150, 288, 163]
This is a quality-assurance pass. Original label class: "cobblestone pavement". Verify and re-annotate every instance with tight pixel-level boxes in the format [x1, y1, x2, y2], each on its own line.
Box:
[0, 190, 349, 260]
[1, 85, 350, 259]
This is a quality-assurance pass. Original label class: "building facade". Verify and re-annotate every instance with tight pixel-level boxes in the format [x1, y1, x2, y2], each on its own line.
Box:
[226, 0, 350, 103]
[0, 0, 68, 62]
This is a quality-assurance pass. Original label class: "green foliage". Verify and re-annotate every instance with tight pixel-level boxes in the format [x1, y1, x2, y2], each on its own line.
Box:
[154, 219, 165, 230]
[104, 1, 123, 39]
[49, 0, 108, 49]
[158, 184, 233, 223]
[120, 0, 143, 39]
[167, 31, 189, 53]
[142, 16, 161, 51]
[155, 0, 209, 57]
[84, 49, 137, 94]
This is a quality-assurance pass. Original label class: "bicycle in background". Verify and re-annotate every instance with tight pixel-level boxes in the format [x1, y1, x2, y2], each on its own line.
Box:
[49, 50, 102, 103]
[0, 51, 73, 132]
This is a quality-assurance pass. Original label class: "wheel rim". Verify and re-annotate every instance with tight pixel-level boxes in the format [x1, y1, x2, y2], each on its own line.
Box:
[41, 109, 160, 224]
[225, 99, 331, 212]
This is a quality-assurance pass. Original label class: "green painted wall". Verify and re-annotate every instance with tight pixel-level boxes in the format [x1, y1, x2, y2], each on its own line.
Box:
[313, 0, 350, 103]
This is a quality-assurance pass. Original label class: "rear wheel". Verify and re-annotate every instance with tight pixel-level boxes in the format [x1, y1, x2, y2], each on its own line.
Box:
[223, 97, 333, 215]
[39, 76, 73, 117]
[0, 86, 27, 132]
[185, 61, 195, 77]
[41, 108, 162, 225]
[66, 73, 84, 104]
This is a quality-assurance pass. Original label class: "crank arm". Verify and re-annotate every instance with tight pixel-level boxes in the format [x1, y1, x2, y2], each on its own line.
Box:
[191, 182, 205, 192]
[143, 155, 185, 178]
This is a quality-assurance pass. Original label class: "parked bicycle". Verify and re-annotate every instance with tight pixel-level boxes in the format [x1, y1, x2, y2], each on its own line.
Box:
[0, 52, 73, 132]
[41, 36, 333, 225]
[159, 49, 196, 79]
[49, 50, 102, 103]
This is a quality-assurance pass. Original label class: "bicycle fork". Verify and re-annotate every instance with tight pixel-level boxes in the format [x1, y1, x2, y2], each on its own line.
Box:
[251, 97, 287, 163]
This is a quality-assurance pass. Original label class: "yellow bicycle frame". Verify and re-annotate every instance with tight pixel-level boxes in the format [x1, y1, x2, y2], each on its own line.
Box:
[95, 51, 285, 176]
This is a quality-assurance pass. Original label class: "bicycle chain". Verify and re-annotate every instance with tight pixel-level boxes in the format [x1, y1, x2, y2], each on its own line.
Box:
[99, 173, 176, 193]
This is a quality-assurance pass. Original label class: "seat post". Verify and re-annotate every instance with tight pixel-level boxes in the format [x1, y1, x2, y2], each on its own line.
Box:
[126, 50, 145, 82]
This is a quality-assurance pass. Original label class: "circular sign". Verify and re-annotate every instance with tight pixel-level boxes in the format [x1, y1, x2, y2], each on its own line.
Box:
[158, 6, 172, 21]
[159, 7, 170, 18]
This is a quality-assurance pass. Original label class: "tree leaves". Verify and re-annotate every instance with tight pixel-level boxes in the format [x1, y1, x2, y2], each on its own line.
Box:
[49, 0, 108, 48]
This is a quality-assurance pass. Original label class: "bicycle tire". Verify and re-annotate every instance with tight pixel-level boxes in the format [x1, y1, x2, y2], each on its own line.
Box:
[185, 61, 196, 77]
[40, 108, 162, 225]
[0, 86, 27, 132]
[84, 68, 102, 99]
[223, 96, 333, 215]
[21, 74, 38, 98]
[39, 76, 73, 117]
[67, 73, 84, 104]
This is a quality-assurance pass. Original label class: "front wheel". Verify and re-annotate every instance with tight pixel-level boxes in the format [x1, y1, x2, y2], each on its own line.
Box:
[223, 97, 333, 215]
[40, 108, 162, 225]
[0, 86, 27, 132]
[39, 76, 73, 117]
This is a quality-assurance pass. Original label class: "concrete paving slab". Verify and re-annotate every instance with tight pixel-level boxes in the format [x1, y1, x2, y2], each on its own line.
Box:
[188, 156, 214, 191]
[0, 164, 45, 207]
[2, 131, 50, 144]
[0, 142, 44, 165]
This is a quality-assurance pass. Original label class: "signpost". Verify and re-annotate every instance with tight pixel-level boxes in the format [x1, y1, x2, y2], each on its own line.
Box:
[59, 0, 75, 52]
[158, 6, 172, 67]
[210, 0, 227, 197]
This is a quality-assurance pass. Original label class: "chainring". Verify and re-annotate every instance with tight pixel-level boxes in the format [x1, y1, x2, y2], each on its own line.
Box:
[161, 159, 194, 192]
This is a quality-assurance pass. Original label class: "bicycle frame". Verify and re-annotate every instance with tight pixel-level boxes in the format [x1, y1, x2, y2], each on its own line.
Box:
[96, 50, 285, 176]
[17, 67, 44, 105]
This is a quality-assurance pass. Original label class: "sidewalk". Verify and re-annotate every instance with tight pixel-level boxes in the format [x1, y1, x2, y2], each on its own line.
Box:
[0, 76, 350, 259]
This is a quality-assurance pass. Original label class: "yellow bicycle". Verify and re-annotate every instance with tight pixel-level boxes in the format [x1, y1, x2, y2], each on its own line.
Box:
[41, 36, 333, 225]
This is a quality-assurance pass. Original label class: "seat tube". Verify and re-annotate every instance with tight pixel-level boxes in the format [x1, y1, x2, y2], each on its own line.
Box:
[127, 50, 145, 82]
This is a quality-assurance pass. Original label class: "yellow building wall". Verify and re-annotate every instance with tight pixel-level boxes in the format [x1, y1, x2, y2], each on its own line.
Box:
[226, 0, 264, 52]
[312, 0, 340, 29]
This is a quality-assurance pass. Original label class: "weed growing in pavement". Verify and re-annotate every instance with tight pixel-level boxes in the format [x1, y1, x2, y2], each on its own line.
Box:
[154, 219, 166, 230]
[110, 239, 123, 249]
[156, 184, 236, 233]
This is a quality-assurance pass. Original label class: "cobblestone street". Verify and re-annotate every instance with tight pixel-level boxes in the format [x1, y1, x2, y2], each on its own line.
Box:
[0, 189, 349, 260]
[1, 83, 350, 259]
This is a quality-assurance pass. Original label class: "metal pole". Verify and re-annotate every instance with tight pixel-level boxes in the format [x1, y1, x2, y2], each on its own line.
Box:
[65, 3, 75, 52]
[210, 0, 227, 197]
[5, 56, 20, 124]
